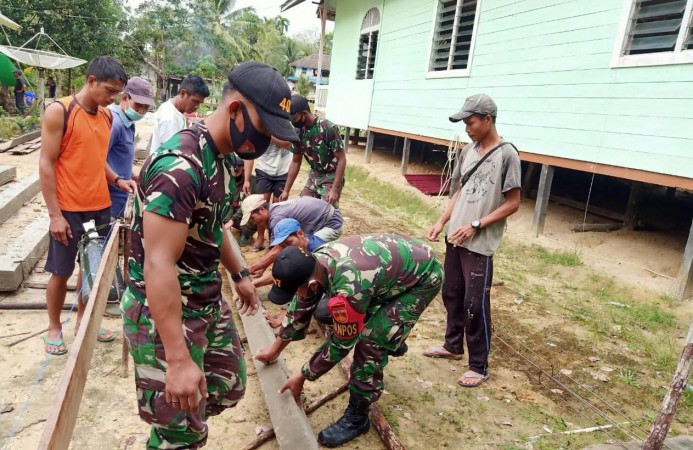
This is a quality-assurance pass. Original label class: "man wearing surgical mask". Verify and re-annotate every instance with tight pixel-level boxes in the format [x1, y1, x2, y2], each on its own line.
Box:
[121, 62, 299, 450]
[106, 76, 154, 218]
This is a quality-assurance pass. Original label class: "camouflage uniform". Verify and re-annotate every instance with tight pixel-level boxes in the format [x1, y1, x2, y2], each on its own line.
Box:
[290, 117, 345, 206]
[279, 234, 443, 402]
[121, 123, 246, 449]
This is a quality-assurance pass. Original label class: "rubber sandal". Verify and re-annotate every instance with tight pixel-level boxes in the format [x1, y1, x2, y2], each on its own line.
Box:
[97, 328, 115, 343]
[457, 371, 490, 388]
[250, 243, 266, 252]
[423, 346, 464, 360]
[43, 335, 68, 355]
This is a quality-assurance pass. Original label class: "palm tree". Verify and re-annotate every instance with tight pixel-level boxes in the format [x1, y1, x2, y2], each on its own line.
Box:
[282, 38, 305, 77]
[194, 0, 258, 62]
[274, 16, 290, 35]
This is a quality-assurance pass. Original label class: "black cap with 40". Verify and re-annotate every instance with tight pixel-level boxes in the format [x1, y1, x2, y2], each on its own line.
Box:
[268, 246, 317, 305]
[228, 62, 299, 143]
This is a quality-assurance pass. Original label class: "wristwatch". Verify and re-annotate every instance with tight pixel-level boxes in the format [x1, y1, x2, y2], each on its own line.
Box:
[114, 176, 124, 185]
[231, 268, 250, 282]
[471, 219, 482, 231]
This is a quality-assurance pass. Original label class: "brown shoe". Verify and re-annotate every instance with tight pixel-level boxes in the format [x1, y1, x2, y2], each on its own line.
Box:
[423, 346, 464, 360]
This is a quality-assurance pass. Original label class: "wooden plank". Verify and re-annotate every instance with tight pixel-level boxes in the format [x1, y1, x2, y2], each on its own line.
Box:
[37, 223, 120, 450]
[548, 194, 625, 223]
[0, 130, 41, 153]
[400, 137, 411, 175]
[0, 173, 41, 225]
[623, 181, 643, 229]
[522, 162, 537, 199]
[343, 127, 351, 154]
[675, 220, 693, 301]
[368, 126, 451, 146]
[532, 164, 554, 237]
[0, 165, 17, 187]
[10, 142, 41, 155]
[365, 131, 374, 164]
[225, 232, 319, 450]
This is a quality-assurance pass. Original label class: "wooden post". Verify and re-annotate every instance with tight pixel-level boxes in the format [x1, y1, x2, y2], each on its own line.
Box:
[354, 128, 360, 145]
[38, 224, 120, 450]
[400, 137, 411, 175]
[365, 131, 374, 164]
[392, 136, 398, 154]
[38, 68, 46, 121]
[532, 165, 554, 237]
[623, 181, 643, 229]
[522, 162, 537, 199]
[419, 142, 427, 163]
[316, 5, 326, 90]
[676, 220, 693, 301]
[643, 321, 693, 449]
[343, 127, 351, 154]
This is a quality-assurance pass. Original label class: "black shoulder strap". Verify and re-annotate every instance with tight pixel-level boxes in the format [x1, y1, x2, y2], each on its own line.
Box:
[461, 141, 507, 186]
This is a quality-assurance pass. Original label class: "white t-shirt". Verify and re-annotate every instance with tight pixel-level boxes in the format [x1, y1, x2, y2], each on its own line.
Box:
[150, 99, 186, 153]
[256, 143, 292, 177]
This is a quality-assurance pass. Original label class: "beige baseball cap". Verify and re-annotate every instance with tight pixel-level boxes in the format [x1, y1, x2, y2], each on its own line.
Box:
[449, 93, 497, 122]
[240, 194, 267, 226]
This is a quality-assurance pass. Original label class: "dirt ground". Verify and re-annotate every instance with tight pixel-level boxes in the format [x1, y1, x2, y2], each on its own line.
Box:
[0, 126, 691, 450]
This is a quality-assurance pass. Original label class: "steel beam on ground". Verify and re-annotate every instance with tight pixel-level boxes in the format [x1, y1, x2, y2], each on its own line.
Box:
[225, 231, 318, 450]
[38, 223, 120, 450]
[532, 164, 554, 237]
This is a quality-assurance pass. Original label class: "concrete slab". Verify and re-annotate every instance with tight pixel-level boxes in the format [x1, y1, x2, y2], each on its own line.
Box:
[224, 233, 319, 450]
[0, 215, 50, 291]
[0, 172, 41, 225]
[584, 435, 693, 450]
[0, 165, 17, 186]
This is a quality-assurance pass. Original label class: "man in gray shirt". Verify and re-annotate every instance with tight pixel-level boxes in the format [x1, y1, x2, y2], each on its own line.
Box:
[424, 94, 521, 388]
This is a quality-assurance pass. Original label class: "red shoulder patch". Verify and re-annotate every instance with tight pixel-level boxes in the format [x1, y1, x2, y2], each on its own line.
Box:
[328, 295, 365, 340]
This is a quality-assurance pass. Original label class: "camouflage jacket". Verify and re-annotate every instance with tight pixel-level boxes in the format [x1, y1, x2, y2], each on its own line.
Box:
[290, 117, 344, 175]
[125, 123, 238, 312]
[278, 234, 441, 380]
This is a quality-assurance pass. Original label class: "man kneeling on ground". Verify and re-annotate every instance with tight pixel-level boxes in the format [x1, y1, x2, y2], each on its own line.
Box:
[239, 194, 343, 275]
[255, 234, 443, 447]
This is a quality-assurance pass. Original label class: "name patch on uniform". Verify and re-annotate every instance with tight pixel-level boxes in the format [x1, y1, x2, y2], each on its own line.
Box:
[328, 295, 365, 340]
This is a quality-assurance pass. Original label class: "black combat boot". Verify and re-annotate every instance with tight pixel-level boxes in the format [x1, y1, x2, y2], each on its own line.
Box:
[388, 342, 408, 357]
[318, 393, 371, 447]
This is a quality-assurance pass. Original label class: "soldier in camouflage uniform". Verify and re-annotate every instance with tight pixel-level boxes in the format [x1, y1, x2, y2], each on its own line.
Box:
[121, 62, 298, 449]
[280, 94, 346, 207]
[255, 234, 443, 447]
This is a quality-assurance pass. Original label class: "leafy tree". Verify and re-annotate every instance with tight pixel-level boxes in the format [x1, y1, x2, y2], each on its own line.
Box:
[296, 75, 311, 96]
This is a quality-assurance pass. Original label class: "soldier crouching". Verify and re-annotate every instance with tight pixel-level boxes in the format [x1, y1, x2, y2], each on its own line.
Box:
[255, 233, 443, 447]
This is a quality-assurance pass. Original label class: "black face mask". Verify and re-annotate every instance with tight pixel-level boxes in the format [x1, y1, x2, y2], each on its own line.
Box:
[293, 113, 306, 130]
[230, 102, 271, 160]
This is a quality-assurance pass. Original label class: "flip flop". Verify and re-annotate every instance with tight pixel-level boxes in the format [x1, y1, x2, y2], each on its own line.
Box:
[250, 243, 266, 252]
[457, 371, 490, 388]
[423, 346, 464, 361]
[43, 335, 68, 355]
[97, 328, 115, 343]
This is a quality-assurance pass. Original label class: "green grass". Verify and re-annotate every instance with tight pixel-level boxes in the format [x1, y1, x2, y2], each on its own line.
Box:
[345, 166, 440, 230]
[617, 368, 642, 388]
[534, 245, 583, 266]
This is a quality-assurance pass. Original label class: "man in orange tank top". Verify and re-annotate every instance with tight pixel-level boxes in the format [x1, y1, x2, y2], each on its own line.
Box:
[39, 56, 135, 355]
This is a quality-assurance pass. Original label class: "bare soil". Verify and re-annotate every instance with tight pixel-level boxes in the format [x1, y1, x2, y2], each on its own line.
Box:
[0, 132, 691, 450]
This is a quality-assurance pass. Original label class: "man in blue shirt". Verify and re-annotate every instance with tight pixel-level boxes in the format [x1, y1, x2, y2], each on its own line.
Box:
[107, 77, 154, 218]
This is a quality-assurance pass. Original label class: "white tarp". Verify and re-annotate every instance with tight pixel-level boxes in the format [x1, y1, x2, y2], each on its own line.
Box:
[0, 46, 85, 69]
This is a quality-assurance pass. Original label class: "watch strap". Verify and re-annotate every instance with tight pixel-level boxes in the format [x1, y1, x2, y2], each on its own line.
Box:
[231, 268, 250, 282]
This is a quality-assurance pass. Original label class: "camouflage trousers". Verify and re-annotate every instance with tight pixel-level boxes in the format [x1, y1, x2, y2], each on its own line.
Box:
[301, 171, 345, 209]
[349, 262, 443, 402]
[122, 294, 246, 449]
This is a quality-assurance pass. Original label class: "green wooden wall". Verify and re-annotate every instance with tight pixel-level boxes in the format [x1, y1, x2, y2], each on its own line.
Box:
[325, 0, 693, 179]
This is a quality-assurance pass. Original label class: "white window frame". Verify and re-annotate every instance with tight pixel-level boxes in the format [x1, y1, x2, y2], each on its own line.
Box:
[425, 0, 483, 79]
[611, 0, 693, 68]
[355, 8, 380, 80]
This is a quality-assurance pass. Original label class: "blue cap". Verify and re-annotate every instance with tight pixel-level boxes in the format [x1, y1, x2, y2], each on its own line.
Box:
[271, 218, 301, 247]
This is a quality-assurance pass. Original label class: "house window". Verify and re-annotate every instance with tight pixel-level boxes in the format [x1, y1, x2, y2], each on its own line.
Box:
[428, 0, 481, 76]
[356, 8, 380, 80]
[612, 0, 693, 67]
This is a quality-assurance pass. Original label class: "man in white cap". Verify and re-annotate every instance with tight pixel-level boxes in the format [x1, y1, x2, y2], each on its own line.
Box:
[424, 93, 521, 388]
[240, 194, 343, 276]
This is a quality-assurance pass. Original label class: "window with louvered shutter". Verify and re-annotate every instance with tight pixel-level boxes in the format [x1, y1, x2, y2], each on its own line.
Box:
[355, 8, 380, 80]
[429, 0, 479, 72]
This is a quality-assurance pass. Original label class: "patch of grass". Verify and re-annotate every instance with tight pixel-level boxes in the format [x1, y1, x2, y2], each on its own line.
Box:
[381, 408, 400, 430]
[617, 368, 641, 388]
[534, 245, 582, 266]
[420, 391, 435, 403]
[345, 166, 439, 229]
